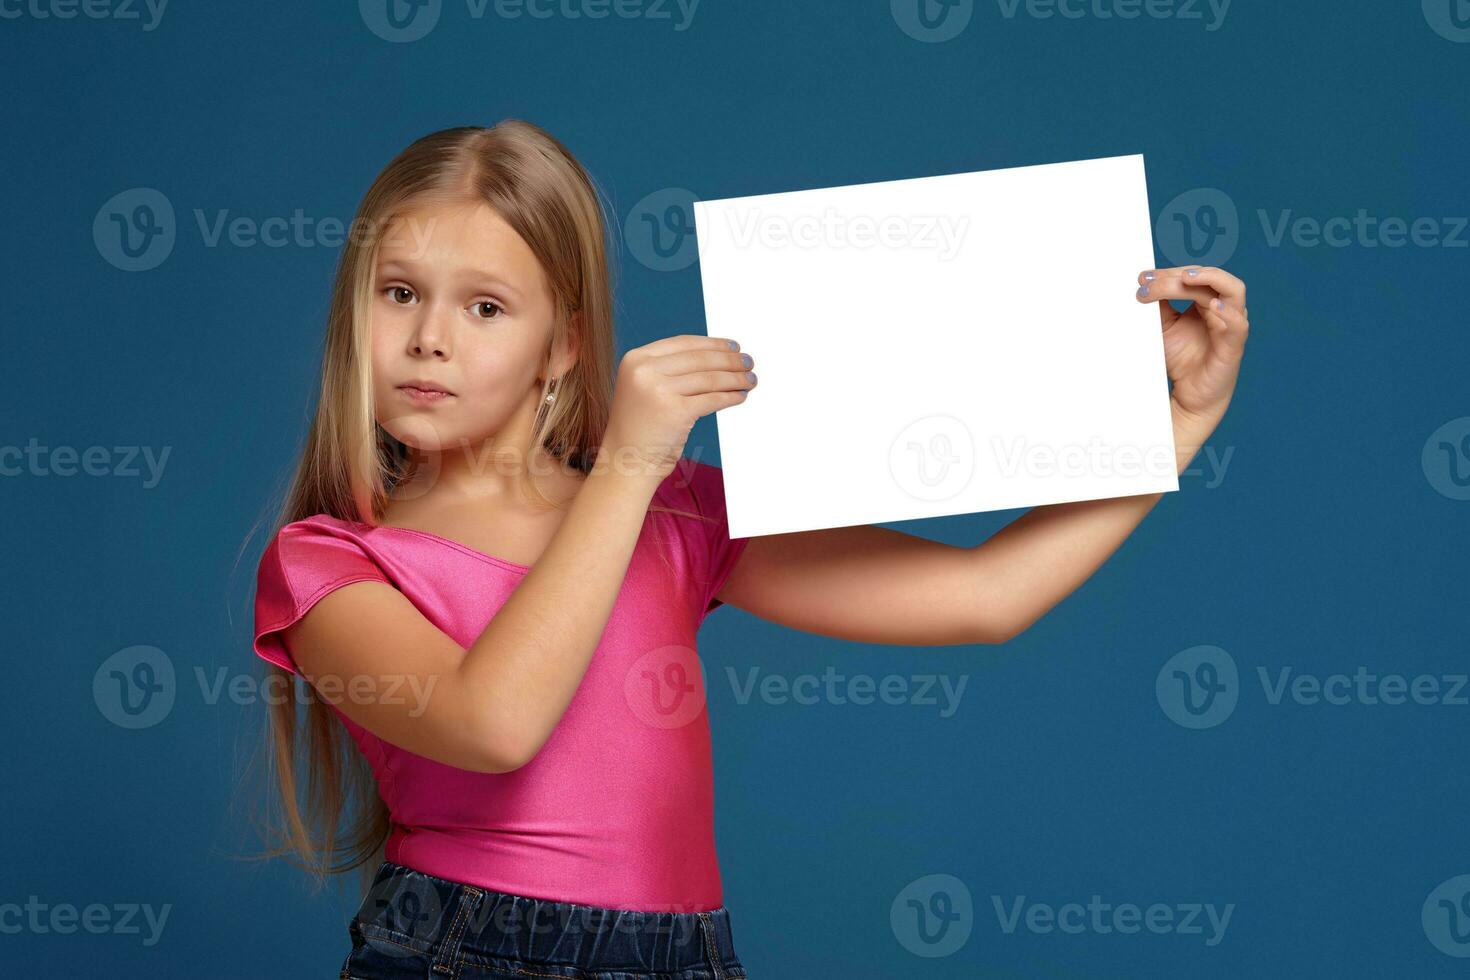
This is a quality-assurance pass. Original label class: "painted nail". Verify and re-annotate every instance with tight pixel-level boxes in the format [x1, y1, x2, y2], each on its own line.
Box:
[746, 372, 758, 385]
[727, 339, 740, 351]
[1137, 284, 1150, 297]
[740, 353, 754, 368]
[1187, 268, 1200, 277]
[1213, 298, 1223, 310]
[1143, 271, 1156, 281]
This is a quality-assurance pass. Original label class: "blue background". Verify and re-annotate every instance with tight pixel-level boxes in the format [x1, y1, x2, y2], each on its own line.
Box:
[4, 0, 1469, 976]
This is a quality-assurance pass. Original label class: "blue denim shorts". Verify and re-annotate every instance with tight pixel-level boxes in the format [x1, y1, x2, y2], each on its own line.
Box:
[340, 861, 748, 980]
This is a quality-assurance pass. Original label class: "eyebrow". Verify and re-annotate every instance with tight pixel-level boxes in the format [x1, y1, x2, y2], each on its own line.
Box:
[375, 260, 525, 303]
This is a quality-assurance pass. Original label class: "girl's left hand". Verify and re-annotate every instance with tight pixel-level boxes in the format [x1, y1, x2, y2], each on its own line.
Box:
[1136, 265, 1250, 422]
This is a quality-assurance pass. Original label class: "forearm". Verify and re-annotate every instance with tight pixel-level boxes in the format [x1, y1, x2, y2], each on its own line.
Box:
[457, 451, 662, 764]
[973, 404, 1223, 638]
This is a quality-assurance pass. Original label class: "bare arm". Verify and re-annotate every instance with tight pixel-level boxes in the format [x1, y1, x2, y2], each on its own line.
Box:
[283, 462, 661, 772]
[279, 334, 754, 773]
[717, 405, 1218, 645]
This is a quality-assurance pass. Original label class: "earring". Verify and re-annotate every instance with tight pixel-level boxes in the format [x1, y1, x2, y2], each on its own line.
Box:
[544, 376, 558, 404]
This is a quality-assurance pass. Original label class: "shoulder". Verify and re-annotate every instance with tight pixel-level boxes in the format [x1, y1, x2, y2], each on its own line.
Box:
[252, 513, 393, 674]
[255, 514, 391, 623]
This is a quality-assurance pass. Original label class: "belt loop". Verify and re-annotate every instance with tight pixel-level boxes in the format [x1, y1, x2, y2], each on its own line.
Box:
[697, 911, 728, 980]
[431, 885, 484, 976]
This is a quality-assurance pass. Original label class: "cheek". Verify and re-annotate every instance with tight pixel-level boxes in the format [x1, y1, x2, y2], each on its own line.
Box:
[369, 311, 400, 385]
[456, 350, 521, 401]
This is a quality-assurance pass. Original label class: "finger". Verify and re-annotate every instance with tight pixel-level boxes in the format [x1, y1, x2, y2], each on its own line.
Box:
[1145, 265, 1246, 308]
[656, 347, 754, 381]
[639, 334, 743, 358]
[672, 368, 758, 396]
[1201, 297, 1250, 352]
[1135, 275, 1218, 308]
[691, 388, 753, 417]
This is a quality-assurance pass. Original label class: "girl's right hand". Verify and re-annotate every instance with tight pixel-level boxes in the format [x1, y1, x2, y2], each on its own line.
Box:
[597, 334, 757, 482]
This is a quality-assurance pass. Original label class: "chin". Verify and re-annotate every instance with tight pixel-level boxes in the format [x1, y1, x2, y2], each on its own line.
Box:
[377, 413, 464, 453]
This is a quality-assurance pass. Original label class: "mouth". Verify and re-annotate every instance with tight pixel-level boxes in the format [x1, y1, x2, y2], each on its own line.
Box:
[397, 383, 455, 404]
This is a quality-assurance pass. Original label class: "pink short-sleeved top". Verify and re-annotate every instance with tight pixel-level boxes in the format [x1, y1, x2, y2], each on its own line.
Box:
[252, 456, 750, 913]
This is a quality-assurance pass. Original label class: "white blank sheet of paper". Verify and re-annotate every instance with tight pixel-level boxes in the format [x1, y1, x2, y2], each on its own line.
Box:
[693, 153, 1177, 540]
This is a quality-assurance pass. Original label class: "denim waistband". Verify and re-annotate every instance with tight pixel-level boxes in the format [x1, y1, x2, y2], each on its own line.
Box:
[350, 860, 745, 978]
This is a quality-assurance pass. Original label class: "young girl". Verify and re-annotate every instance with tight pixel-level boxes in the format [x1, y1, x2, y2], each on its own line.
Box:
[249, 120, 1249, 979]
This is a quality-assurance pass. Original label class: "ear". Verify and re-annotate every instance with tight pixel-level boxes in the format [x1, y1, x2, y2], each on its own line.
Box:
[548, 309, 582, 378]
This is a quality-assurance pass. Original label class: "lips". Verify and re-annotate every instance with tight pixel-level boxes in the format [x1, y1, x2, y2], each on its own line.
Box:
[397, 383, 455, 404]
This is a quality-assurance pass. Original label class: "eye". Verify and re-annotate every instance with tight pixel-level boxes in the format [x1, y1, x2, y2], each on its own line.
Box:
[384, 285, 417, 305]
[471, 300, 504, 321]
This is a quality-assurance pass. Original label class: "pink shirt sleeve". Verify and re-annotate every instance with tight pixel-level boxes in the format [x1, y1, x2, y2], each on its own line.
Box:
[253, 520, 392, 675]
[679, 459, 751, 614]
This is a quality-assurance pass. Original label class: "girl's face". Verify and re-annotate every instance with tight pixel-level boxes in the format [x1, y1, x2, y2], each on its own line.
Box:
[370, 199, 568, 456]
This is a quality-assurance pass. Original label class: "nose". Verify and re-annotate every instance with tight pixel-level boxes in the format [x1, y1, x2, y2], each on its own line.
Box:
[408, 303, 451, 359]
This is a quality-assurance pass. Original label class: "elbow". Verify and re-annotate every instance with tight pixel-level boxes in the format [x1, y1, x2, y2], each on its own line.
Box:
[972, 609, 1032, 645]
[466, 748, 525, 775]
[463, 743, 533, 775]
[463, 720, 544, 775]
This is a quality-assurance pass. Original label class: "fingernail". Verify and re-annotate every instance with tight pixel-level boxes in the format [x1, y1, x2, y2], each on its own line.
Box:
[1187, 268, 1200, 277]
[727, 340, 740, 351]
[1213, 298, 1223, 310]
[740, 353, 753, 368]
[1143, 271, 1156, 281]
[1137, 284, 1150, 297]
[746, 372, 758, 385]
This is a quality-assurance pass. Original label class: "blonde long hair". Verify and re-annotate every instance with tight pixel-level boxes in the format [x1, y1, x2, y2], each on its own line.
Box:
[241, 120, 694, 890]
